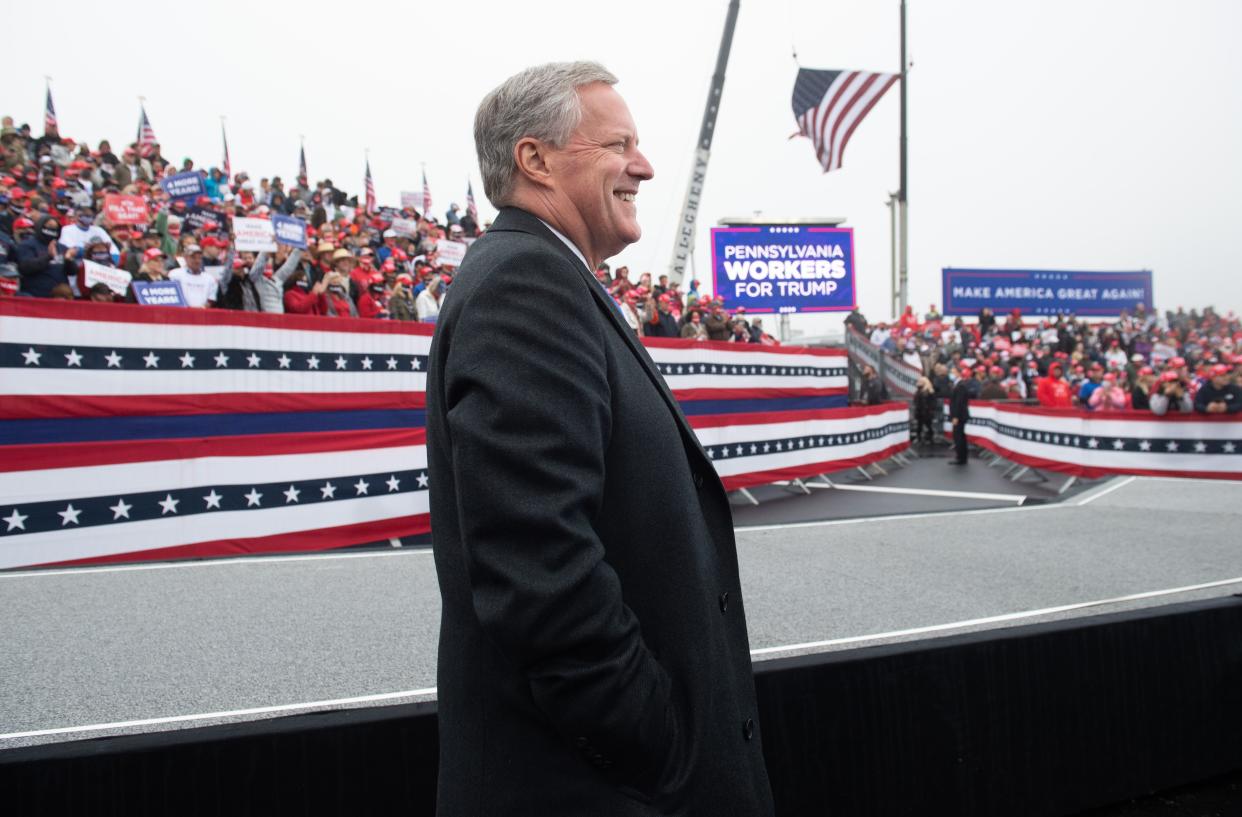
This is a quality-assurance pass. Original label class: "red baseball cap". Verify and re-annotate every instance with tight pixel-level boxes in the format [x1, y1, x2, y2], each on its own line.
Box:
[143, 247, 165, 260]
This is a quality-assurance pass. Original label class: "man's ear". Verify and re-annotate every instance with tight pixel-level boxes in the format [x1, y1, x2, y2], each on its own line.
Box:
[513, 137, 555, 191]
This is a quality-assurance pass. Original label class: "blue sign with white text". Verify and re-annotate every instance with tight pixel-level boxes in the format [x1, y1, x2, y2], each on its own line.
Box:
[272, 214, 308, 249]
[710, 226, 856, 314]
[942, 268, 1154, 317]
[159, 171, 207, 201]
[132, 280, 187, 307]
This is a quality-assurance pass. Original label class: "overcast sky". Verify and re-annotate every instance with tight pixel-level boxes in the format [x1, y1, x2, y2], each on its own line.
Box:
[5, 0, 1239, 335]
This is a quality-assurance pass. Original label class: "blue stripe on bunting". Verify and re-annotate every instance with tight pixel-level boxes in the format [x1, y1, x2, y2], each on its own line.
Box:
[678, 395, 848, 416]
[0, 409, 427, 446]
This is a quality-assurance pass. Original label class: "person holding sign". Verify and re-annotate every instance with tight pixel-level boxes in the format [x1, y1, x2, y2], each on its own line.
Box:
[16, 215, 80, 298]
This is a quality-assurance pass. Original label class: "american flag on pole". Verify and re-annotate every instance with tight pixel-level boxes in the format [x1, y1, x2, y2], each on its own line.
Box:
[465, 180, 478, 224]
[422, 169, 432, 219]
[43, 85, 57, 136]
[791, 68, 899, 173]
[137, 105, 158, 158]
[364, 159, 376, 215]
[221, 121, 232, 182]
[298, 142, 308, 181]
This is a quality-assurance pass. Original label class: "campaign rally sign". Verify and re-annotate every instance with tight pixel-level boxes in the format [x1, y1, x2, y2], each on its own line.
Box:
[436, 238, 467, 268]
[183, 206, 224, 234]
[233, 217, 278, 252]
[710, 226, 856, 314]
[159, 171, 207, 201]
[103, 194, 149, 225]
[399, 191, 420, 210]
[83, 260, 133, 297]
[942, 268, 1154, 317]
[132, 280, 187, 307]
[272, 214, 308, 249]
[391, 218, 419, 239]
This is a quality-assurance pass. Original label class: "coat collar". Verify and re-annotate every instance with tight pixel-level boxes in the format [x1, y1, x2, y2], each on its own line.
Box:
[487, 207, 707, 458]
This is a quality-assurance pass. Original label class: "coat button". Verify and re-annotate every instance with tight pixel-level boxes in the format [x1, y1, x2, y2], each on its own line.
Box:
[693, 471, 705, 489]
[743, 718, 755, 741]
[718, 591, 729, 613]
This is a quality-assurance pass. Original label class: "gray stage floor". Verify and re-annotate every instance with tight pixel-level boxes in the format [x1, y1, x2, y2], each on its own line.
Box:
[2, 471, 1241, 751]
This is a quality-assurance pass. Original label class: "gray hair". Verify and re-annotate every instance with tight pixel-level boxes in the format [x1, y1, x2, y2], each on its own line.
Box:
[474, 61, 618, 207]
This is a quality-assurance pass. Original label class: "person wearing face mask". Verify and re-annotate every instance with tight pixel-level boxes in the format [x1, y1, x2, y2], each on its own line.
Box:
[58, 205, 119, 260]
[17, 215, 80, 297]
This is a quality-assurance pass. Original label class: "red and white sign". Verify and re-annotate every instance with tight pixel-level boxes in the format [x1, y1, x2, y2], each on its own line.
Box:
[233, 217, 277, 252]
[435, 238, 467, 268]
[103, 194, 150, 226]
[83, 260, 133, 296]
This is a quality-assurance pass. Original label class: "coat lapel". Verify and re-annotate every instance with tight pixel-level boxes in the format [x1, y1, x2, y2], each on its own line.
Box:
[487, 208, 709, 459]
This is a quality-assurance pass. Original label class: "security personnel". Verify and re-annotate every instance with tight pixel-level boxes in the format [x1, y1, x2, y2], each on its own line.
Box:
[948, 365, 981, 465]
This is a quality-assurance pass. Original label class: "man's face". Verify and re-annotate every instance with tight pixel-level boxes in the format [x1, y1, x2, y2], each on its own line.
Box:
[544, 83, 653, 264]
[186, 252, 203, 272]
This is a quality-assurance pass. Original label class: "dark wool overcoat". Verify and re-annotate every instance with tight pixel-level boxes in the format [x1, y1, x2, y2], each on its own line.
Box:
[426, 207, 775, 816]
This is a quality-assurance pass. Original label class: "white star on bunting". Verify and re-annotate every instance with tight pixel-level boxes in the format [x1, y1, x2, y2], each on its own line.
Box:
[307, 355, 321, 370]
[362, 357, 373, 370]
[386, 357, 398, 370]
[65, 349, 83, 366]
[1194, 441, 1207, 453]
[214, 352, 229, 367]
[58, 504, 82, 526]
[204, 490, 223, 509]
[416, 473, 429, 488]
[335, 356, 348, 370]
[277, 355, 291, 368]
[1112, 439, 1125, 450]
[4, 508, 28, 531]
[321, 482, 337, 499]
[247, 353, 262, 367]
[354, 479, 370, 495]
[386, 476, 401, 492]
[244, 489, 263, 507]
[110, 499, 132, 519]
[104, 351, 123, 367]
[22, 347, 41, 366]
[159, 494, 180, 514]
[284, 485, 301, 503]
[179, 352, 195, 368]
[144, 352, 160, 368]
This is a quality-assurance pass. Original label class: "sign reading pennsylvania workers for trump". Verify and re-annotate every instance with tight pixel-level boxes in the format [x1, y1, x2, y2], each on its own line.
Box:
[233, 217, 278, 252]
[272, 214, 308, 249]
[942, 268, 1154, 317]
[710, 226, 856, 314]
[159, 171, 207, 201]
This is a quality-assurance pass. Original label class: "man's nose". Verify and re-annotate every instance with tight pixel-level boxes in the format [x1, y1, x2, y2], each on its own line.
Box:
[630, 149, 654, 182]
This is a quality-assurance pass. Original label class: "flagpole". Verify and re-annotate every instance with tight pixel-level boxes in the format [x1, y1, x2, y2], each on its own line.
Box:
[897, 0, 909, 314]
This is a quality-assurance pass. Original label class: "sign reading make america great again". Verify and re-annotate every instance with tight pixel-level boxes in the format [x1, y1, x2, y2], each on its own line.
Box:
[710, 226, 856, 314]
[942, 268, 1153, 317]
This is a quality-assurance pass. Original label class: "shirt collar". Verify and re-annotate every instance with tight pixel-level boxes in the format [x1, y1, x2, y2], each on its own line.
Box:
[536, 217, 590, 274]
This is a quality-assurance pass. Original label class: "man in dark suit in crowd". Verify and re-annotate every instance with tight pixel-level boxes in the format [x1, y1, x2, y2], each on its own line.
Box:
[425, 62, 775, 816]
[948, 365, 982, 465]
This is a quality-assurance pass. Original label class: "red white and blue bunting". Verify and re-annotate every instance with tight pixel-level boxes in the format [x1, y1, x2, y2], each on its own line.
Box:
[964, 403, 1242, 480]
[0, 300, 878, 570]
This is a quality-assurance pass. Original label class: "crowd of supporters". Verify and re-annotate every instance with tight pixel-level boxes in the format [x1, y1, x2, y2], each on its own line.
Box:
[847, 303, 1242, 419]
[0, 114, 774, 341]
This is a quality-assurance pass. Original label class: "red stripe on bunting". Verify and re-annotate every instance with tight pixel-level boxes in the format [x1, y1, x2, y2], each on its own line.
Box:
[0, 298, 435, 337]
[0, 427, 425, 472]
[32, 513, 432, 569]
[0, 391, 425, 420]
[641, 337, 846, 357]
[688, 402, 906, 429]
[968, 437, 1242, 482]
[982, 401, 1241, 424]
[720, 441, 910, 491]
[672, 387, 847, 403]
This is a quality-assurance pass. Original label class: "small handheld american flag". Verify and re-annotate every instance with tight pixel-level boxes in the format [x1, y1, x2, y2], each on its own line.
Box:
[43, 85, 57, 136]
[422, 169, 432, 219]
[465, 180, 478, 224]
[137, 105, 158, 158]
[791, 68, 898, 173]
[364, 159, 376, 215]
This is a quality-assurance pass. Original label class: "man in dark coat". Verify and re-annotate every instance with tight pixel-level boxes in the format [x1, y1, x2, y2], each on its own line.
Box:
[947, 366, 982, 465]
[425, 62, 774, 816]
